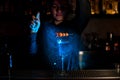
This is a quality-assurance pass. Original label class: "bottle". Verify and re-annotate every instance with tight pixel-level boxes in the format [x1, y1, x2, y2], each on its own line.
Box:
[105, 32, 114, 53]
[105, 42, 111, 52]
[113, 40, 119, 54]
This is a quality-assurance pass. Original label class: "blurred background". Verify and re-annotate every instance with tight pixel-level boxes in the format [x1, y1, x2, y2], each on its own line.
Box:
[0, 0, 120, 79]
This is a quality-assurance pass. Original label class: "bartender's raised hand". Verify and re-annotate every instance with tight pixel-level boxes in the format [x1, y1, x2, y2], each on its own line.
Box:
[29, 12, 40, 33]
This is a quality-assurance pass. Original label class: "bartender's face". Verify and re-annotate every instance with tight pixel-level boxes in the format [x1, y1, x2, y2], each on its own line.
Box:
[51, 0, 66, 22]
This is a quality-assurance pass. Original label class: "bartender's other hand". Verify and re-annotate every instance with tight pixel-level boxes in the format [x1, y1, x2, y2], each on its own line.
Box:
[30, 12, 40, 33]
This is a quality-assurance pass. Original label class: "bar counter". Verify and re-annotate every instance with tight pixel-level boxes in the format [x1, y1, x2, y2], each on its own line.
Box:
[0, 69, 120, 80]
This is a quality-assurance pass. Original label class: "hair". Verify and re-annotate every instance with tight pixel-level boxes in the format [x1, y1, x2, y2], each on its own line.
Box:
[45, 0, 73, 20]
[30, 0, 73, 21]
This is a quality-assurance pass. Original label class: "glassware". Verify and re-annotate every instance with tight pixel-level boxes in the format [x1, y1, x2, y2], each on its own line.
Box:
[115, 63, 120, 75]
[56, 32, 70, 76]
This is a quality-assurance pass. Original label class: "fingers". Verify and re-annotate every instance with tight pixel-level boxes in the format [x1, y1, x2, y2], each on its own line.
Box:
[31, 12, 40, 25]
[32, 15, 36, 20]
[36, 12, 40, 20]
[31, 12, 40, 21]
[30, 12, 40, 32]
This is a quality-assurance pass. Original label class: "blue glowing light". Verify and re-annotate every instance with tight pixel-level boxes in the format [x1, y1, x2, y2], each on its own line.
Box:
[30, 41, 37, 54]
[10, 55, 12, 68]
[43, 23, 81, 70]
[79, 52, 90, 69]
[29, 33, 37, 55]
[54, 62, 56, 65]
[57, 39, 62, 44]
[29, 12, 40, 33]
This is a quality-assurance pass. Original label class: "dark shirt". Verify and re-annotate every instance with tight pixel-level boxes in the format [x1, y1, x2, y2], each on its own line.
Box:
[39, 21, 81, 70]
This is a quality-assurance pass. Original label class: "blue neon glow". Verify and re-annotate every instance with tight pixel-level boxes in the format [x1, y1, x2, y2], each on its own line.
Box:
[29, 12, 40, 33]
[79, 52, 90, 69]
[57, 39, 62, 44]
[10, 55, 12, 68]
[29, 33, 37, 55]
[29, 22, 89, 70]
[29, 13, 40, 54]
[43, 23, 80, 70]
[54, 62, 56, 65]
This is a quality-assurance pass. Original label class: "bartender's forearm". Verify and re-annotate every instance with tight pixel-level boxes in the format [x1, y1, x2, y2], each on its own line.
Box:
[76, 0, 91, 18]
[30, 33, 37, 41]
[75, 0, 91, 34]
[29, 33, 38, 54]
